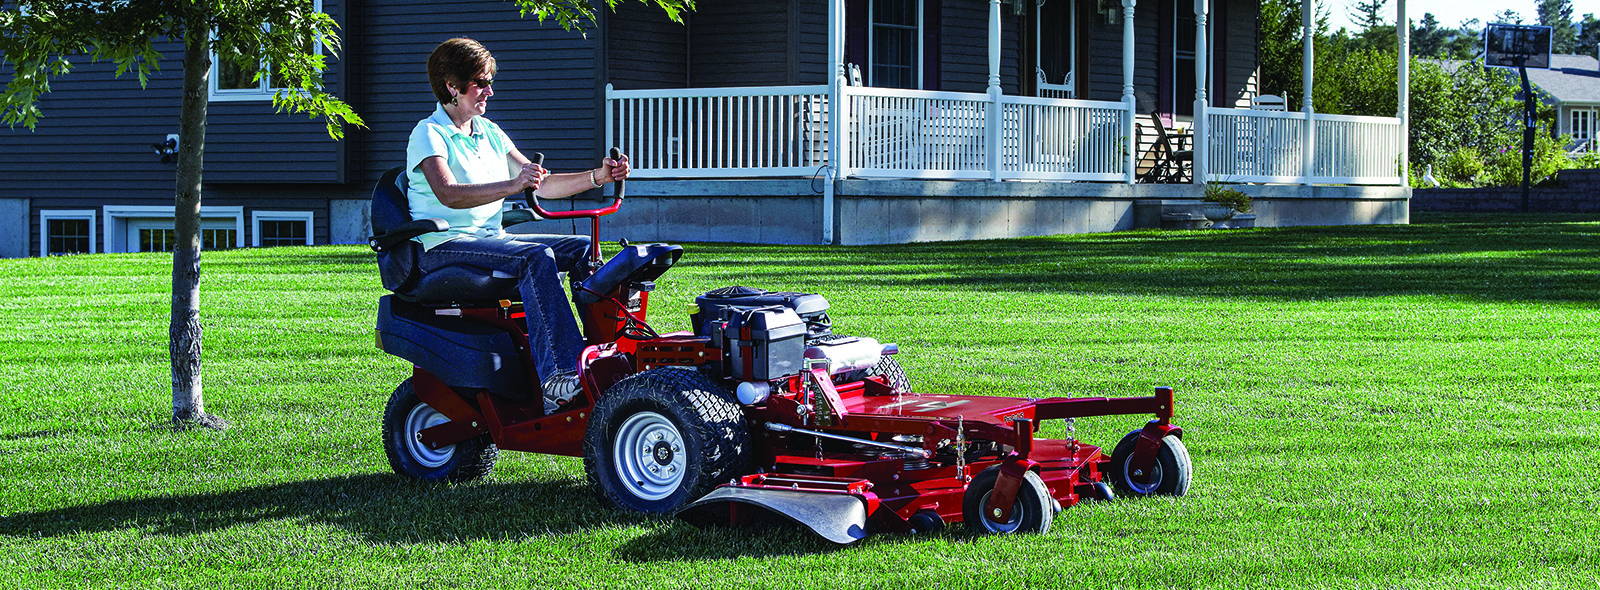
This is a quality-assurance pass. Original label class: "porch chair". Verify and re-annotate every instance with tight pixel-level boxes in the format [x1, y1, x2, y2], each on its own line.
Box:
[1036, 67, 1075, 99]
[1250, 94, 1286, 111]
[1134, 115, 1193, 183]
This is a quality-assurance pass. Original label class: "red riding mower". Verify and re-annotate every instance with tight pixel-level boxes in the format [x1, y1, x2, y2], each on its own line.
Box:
[369, 150, 1192, 543]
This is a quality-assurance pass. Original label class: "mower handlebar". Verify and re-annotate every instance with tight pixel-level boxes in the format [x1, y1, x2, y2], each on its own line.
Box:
[522, 148, 625, 220]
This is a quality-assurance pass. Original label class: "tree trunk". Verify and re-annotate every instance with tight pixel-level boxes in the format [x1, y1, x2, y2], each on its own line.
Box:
[171, 19, 225, 430]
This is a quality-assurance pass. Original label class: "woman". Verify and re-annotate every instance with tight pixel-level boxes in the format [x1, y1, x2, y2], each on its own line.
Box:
[406, 37, 629, 410]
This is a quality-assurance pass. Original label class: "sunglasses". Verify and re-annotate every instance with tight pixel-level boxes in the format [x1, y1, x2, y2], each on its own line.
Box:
[471, 78, 494, 89]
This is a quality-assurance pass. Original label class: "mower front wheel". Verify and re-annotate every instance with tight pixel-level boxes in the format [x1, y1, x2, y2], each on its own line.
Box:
[962, 466, 1054, 535]
[382, 378, 497, 482]
[1106, 429, 1192, 497]
[584, 368, 751, 514]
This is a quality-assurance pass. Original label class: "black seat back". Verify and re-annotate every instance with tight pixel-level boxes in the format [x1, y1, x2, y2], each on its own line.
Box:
[372, 167, 421, 293]
[370, 167, 520, 303]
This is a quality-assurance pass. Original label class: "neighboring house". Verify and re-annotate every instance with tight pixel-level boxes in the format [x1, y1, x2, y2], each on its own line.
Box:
[1527, 54, 1600, 153]
[0, 0, 1413, 257]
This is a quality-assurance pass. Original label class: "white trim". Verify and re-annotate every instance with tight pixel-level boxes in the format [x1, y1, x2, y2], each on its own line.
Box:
[102, 205, 245, 253]
[38, 210, 97, 256]
[251, 210, 315, 247]
[207, 0, 324, 102]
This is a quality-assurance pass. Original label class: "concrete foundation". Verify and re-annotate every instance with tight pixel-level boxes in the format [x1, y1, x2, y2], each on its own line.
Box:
[0, 199, 28, 258]
[594, 180, 1410, 245]
[330, 199, 373, 245]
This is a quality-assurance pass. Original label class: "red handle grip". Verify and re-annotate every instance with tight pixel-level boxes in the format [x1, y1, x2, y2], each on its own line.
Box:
[522, 148, 625, 220]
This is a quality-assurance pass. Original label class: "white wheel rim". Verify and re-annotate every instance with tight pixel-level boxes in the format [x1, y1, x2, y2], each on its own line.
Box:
[977, 490, 1025, 533]
[1122, 454, 1164, 495]
[612, 411, 687, 501]
[404, 403, 455, 468]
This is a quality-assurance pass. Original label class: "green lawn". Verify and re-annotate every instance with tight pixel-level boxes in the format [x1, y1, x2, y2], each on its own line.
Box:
[2, 212, 1597, 589]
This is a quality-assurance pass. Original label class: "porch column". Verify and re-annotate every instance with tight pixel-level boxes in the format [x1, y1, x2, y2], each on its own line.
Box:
[1397, 0, 1409, 185]
[988, 0, 1003, 181]
[1122, 0, 1137, 184]
[1192, 0, 1209, 185]
[826, 0, 846, 243]
[1300, 0, 1315, 185]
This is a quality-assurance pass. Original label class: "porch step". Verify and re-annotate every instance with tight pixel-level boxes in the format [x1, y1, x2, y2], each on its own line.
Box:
[1160, 212, 1256, 230]
[1135, 199, 1256, 230]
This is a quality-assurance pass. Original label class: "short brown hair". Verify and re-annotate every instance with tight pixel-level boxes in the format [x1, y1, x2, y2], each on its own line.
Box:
[427, 38, 497, 105]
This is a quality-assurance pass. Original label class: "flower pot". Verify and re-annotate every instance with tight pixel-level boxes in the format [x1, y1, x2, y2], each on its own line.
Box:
[1201, 203, 1236, 223]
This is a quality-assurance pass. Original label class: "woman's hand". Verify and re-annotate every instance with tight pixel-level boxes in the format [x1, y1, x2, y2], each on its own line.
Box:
[516, 161, 550, 192]
[598, 154, 631, 184]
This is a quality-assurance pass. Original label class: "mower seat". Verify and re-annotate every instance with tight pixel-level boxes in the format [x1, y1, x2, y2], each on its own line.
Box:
[369, 167, 535, 304]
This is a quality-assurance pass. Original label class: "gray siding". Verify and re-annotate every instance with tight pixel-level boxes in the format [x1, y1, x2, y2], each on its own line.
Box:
[1084, 6, 1160, 105]
[796, 0, 830, 84]
[345, 0, 603, 189]
[1220, 0, 1259, 107]
[937, 0, 1022, 95]
[608, 2, 690, 89]
[688, 0, 793, 87]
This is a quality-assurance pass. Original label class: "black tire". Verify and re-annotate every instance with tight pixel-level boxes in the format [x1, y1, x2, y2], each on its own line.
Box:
[1105, 429, 1192, 497]
[907, 510, 946, 534]
[1090, 481, 1116, 502]
[816, 334, 912, 394]
[857, 355, 911, 394]
[962, 466, 1054, 535]
[382, 378, 497, 482]
[584, 367, 751, 513]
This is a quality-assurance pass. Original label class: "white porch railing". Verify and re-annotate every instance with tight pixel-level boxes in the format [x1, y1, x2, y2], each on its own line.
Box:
[840, 86, 1130, 181]
[1003, 95, 1128, 181]
[607, 85, 1402, 186]
[605, 84, 830, 178]
[1208, 108, 1403, 185]
[841, 86, 993, 179]
[1313, 113, 1406, 184]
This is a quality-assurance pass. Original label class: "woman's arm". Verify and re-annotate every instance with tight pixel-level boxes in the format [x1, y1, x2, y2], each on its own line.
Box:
[509, 147, 631, 200]
[419, 155, 544, 209]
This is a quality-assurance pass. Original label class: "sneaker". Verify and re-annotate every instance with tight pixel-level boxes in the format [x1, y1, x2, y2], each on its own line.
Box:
[542, 371, 581, 414]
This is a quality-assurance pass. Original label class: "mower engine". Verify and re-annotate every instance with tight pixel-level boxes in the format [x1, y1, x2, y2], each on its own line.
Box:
[692, 286, 894, 389]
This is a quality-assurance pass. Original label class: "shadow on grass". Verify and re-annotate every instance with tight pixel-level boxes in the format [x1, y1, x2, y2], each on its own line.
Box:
[0, 473, 841, 559]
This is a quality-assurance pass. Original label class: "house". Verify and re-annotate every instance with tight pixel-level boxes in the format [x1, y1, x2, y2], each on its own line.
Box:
[1525, 53, 1600, 153]
[0, 0, 1413, 257]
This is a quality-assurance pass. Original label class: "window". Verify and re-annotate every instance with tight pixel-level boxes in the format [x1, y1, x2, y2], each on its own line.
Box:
[870, 0, 920, 89]
[1574, 109, 1593, 152]
[132, 225, 239, 253]
[208, 0, 324, 101]
[39, 210, 97, 256]
[252, 211, 314, 247]
[102, 206, 244, 253]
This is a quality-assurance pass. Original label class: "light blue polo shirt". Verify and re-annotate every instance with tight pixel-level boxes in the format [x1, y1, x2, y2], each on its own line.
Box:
[405, 104, 521, 250]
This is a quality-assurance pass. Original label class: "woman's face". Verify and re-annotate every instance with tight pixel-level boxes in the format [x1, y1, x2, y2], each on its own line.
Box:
[454, 68, 494, 118]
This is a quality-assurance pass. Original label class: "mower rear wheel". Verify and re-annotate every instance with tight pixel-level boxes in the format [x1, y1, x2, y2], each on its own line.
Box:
[382, 378, 497, 482]
[815, 334, 912, 394]
[858, 355, 911, 394]
[962, 467, 1054, 535]
[584, 368, 751, 514]
[1106, 429, 1192, 497]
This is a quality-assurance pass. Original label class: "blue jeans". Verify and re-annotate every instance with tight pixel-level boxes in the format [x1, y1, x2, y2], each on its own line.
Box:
[418, 233, 592, 383]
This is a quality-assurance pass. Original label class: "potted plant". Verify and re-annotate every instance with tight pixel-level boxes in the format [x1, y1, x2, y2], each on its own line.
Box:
[1201, 181, 1252, 223]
